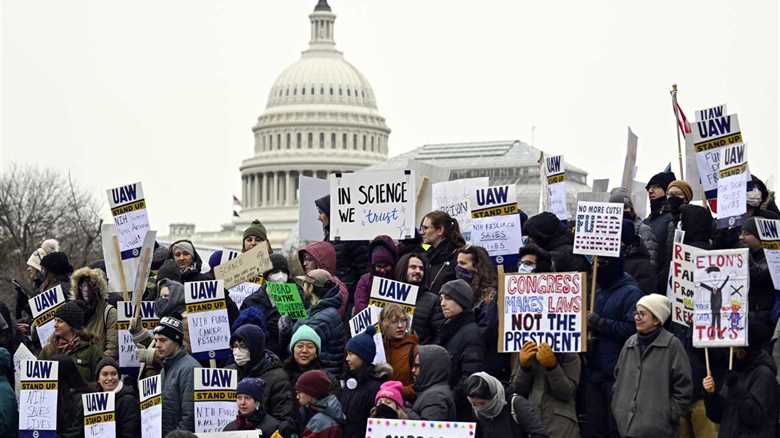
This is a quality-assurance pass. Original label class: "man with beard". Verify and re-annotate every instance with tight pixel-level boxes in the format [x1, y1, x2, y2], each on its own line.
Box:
[395, 253, 444, 344]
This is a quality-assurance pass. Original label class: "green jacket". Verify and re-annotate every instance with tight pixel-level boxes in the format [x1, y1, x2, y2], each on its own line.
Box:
[40, 337, 104, 383]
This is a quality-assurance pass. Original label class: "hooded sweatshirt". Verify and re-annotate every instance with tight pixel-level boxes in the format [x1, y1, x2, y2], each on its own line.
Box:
[353, 235, 399, 314]
[411, 345, 455, 421]
[167, 239, 210, 283]
[0, 348, 17, 436]
[299, 241, 349, 318]
[302, 393, 345, 438]
[70, 267, 118, 358]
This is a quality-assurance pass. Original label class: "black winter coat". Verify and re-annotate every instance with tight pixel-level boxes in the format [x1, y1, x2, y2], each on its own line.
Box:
[222, 409, 282, 436]
[543, 234, 590, 273]
[113, 381, 141, 438]
[324, 226, 369, 301]
[437, 310, 485, 421]
[240, 287, 283, 357]
[337, 364, 390, 438]
[424, 239, 460, 295]
[473, 395, 549, 438]
[623, 241, 656, 295]
[413, 289, 445, 345]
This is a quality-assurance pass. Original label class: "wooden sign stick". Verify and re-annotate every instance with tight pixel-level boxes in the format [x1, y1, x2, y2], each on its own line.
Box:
[112, 236, 129, 301]
[589, 256, 600, 312]
[705, 347, 711, 376]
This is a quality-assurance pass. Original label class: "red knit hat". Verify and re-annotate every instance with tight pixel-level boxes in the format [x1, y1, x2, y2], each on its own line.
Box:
[296, 370, 332, 400]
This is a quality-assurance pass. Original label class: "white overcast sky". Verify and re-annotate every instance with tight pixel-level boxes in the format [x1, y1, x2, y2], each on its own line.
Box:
[2, 1, 778, 233]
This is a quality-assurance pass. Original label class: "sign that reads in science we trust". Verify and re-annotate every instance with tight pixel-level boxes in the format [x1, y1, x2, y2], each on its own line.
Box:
[329, 170, 416, 241]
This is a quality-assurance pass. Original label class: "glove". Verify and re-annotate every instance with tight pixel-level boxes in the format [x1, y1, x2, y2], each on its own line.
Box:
[129, 315, 143, 336]
[278, 315, 293, 339]
[588, 312, 604, 333]
[519, 341, 538, 369]
[536, 342, 557, 369]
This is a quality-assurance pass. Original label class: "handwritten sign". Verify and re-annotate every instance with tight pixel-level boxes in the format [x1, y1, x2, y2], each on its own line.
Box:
[470, 213, 523, 257]
[116, 301, 159, 369]
[298, 176, 331, 241]
[329, 170, 417, 241]
[471, 185, 518, 218]
[573, 201, 624, 257]
[139, 375, 162, 438]
[29, 285, 67, 348]
[107, 182, 150, 261]
[365, 419, 476, 438]
[194, 368, 238, 433]
[228, 282, 261, 310]
[19, 360, 58, 437]
[692, 248, 749, 348]
[83, 391, 116, 438]
[756, 218, 780, 290]
[716, 143, 748, 228]
[544, 155, 568, 220]
[267, 282, 307, 319]
[214, 243, 272, 289]
[185, 280, 231, 361]
[499, 272, 585, 353]
[432, 177, 489, 241]
[348, 306, 387, 365]
[14, 343, 36, 399]
[667, 240, 697, 327]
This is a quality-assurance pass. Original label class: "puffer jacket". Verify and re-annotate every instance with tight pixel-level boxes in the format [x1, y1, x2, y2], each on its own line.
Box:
[70, 267, 118, 359]
[293, 282, 345, 376]
[643, 206, 674, 247]
[411, 345, 455, 421]
[384, 333, 418, 400]
[240, 287, 282, 356]
[299, 241, 349, 318]
[337, 363, 391, 438]
[633, 217, 659, 267]
[160, 348, 200, 436]
[167, 239, 211, 283]
[0, 348, 17, 436]
[113, 380, 141, 438]
[302, 393, 345, 438]
[413, 289, 444, 345]
[423, 238, 460, 294]
[352, 236, 398, 314]
[437, 310, 485, 421]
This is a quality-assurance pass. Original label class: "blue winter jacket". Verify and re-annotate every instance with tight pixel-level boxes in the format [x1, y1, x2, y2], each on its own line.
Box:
[292, 282, 345, 376]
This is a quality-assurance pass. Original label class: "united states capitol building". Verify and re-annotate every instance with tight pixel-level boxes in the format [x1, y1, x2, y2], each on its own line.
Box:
[163, 0, 591, 252]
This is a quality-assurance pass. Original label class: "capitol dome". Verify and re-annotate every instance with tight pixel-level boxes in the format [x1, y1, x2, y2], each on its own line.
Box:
[238, 0, 390, 247]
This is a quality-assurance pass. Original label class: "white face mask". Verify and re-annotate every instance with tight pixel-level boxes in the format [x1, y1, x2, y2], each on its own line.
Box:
[518, 263, 535, 274]
[747, 188, 762, 207]
[268, 272, 288, 283]
[233, 347, 251, 366]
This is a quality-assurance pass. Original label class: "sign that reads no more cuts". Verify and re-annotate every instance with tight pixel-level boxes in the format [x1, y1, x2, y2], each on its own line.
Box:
[185, 280, 231, 361]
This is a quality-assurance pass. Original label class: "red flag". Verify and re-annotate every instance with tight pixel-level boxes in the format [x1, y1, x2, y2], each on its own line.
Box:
[672, 96, 692, 135]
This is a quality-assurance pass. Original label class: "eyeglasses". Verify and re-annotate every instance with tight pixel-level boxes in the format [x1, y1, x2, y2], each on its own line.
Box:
[634, 310, 650, 320]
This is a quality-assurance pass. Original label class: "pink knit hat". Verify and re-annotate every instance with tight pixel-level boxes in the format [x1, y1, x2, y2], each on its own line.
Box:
[375, 380, 404, 408]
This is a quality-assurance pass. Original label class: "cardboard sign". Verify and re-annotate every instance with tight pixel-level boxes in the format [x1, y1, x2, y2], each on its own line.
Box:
[471, 185, 518, 218]
[692, 248, 749, 348]
[470, 213, 523, 257]
[19, 360, 58, 438]
[432, 177, 490, 241]
[298, 176, 331, 241]
[667, 241, 697, 327]
[227, 282, 261, 310]
[756, 218, 780, 290]
[139, 375, 162, 438]
[185, 280, 231, 360]
[365, 418, 476, 438]
[499, 272, 586, 353]
[267, 282, 308, 319]
[544, 155, 568, 220]
[116, 301, 159, 369]
[348, 306, 387, 365]
[194, 368, 238, 433]
[716, 143, 748, 228]
[214, 243, 273, 289]
[329, 170, 417, 241]
[107, 182, 150, 261]
[13, 343, 36, 399]
[82, 391, 116, 438]
[29, 285, 67, 348]
[573, 202, 624, 257]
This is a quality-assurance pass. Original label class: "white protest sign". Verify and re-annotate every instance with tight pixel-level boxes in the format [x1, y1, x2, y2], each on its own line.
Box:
[228, 282, 261, 310]
[107, 182, 150, 261]
[622, 127, 638, 191]
[82, 391, 116, 438]
[691, 105, 742, 213]
[365, 418, 476, 438]
[29, 285, 67, 348]
[101, 223, 136, 294]
[544, 155, 568, 220]
[470, 185, 523, 256]
[19, 360, 58, 437]
[214, 243, 273, 289]
[432, 177, 489, 241]
[194, 368, 238, 433]
[368, 277, 419, 314]
[471, 185, 518, 218]
[329, 170, 417, 241]
[573, 201, 624, 257]
[716, 143, 748, 228]
[500, 272, 586, 353]
[692, 248, 749, 348]
[298, 176, 331, 241]
[13, 343, 36, 399]
[756, 218, 780, 290]
[116, 301, 159, 368]
[348, 306, 387, 365]
[139, 375, 162, 438]
[667, 241, 697, 327]
[185, 280, 231, 360]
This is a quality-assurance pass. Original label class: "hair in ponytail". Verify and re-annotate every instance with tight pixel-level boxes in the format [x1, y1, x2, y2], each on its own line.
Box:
[423, 211, 466, 247]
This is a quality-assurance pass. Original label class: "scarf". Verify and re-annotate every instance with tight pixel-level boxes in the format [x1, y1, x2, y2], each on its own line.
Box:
[637, 326, 661, 355]
[55, 334, 81, 354]
[471, 372, 506, 420]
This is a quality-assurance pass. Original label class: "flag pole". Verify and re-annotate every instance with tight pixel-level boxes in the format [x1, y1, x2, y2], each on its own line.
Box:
[671, 84, 685, 179]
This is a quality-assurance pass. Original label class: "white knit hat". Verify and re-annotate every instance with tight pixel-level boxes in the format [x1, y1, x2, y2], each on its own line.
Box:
[637, 294, 671, 324]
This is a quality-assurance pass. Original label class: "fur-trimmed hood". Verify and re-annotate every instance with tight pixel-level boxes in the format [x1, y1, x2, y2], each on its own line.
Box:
[69, 267, 109, 301]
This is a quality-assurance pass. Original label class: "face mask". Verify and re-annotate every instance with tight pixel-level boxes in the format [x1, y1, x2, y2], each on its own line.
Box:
[667, 196, 685, 213]
[747, 188, 762, 207]
[373, 266, 392, 279]
[455, 265, 474, 282]
[233, 347, 251, 366]
[373, 403, 399, 419]
[518, 263, 535, 274]
[649, 197, 666, 214]
[268, 272, 288, 283]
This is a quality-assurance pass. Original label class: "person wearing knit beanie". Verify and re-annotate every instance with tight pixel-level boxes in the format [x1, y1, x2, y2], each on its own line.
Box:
[346, 325, 376, 367]
[242, 219, 269, 253]
[95, 357, 121, 391]
[739, 217, 762, 251]
[236, 377, 266, 403]
[296, 369, 332, 401]
[152, 316, 184, 345]
[289, 324, 322, 354]
[645, 171, 677, 193]
[667, 180, 693, 203]
[524, 212, 565, 248]
[439, 279, 474, 318]
[54, 301, 85, 331]
[636, 294, 671, 325]
[375, 380, 404, 409]
[41, 252, 74, 276]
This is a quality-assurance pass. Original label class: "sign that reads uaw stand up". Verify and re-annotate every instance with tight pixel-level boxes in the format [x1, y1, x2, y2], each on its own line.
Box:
[368, 277, 418, 325]
[756, 218, 780, 291]
[329, 170, 416, 241]
[116, 301, 158, 369]
[107, 182, 150, 260]
[716, 143, 749, 228]
[194, 368, 238, 433]
[692, 248, 749, 348]
[543, 155, 568, 220]
[82, 391, 116, 438]
[19, 360, 58, 438]
[573, 201, 624, 257]
[30, 285, 67, 349]
[185, 280, 231, 361]
[139, 375, 162, 438]
[470, 185, 523, 257]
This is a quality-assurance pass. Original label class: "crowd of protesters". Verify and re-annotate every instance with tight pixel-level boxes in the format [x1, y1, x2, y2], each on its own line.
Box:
[1, 170, 779, 438]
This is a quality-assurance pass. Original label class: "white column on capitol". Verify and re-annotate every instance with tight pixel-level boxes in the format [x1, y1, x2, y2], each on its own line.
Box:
[262, 172, 268, 206]
[254, 173, 260, 208]
[285, 171, 292, 206]
[271, 171, 278, 206]
[248, 175, 255, 208]
[241, 176, 247, 209]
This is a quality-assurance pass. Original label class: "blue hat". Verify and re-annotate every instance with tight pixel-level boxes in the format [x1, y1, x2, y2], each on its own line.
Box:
[236, 377, 266, 402]
[346, 325, 376, 363]
[208, 250, 223, 270]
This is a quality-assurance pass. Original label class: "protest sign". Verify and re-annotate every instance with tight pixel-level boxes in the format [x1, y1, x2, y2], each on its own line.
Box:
[667, 240, 697, 327]
[348, 306, 387, 365]
[196, 432, 267, 438]
[544, 155, 568, 220]
[499, 271, 585, 353]
[139, 375, 162, 438]
[298, 176, 331, 241]
[116, 301, 159, 369]
[716, 143, 748, 228]
[470, 185, 523, 257]
[82, 391, 116, 438]
[194, 368, 238, 433]
[756, 218, 780, 290]
[19, 360, 58, 438]
[227, 282, 261, 310]
[329, 170, 416, 241]
[14, 343, 36, 399]
[209, 249, 240, 270]
[185, 280, 231, 361]
[591, 179, 610, 193]
[368, 277, 419, 316]
[432, 177, 490, 241]
[267, 282, 308, 319]
[692, 248, 749, 348]
[364, 418, 476, 438]
[101, 223, 132, 293]
[471, 185, 518, 218]
[622, 127, 638, 191]
[214, 243, 272, 289]
[107, 182, 150, 261]
[30, 285, 67, 348]
[573, 201, 624, 257]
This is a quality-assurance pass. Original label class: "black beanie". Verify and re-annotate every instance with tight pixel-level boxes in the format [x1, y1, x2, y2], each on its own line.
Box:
[440, 279, 474, 311]
[41, 252, 73, 276]
[94, 357, 120, 380]
[524, 212, 563, 247]
[54, 301, 85, 331]
[645, 171, 676, 192]
[153, 316, 184, 344]
[315, 195, 331, 217]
